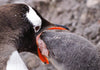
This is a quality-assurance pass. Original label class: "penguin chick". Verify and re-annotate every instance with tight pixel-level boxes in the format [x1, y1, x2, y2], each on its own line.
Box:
[40, 31, 100, 70]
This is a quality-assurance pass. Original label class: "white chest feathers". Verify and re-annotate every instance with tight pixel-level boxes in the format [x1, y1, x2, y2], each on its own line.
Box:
[6, 51, 28, 70]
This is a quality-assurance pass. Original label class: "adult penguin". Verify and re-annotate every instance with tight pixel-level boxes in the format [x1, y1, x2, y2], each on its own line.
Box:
[0, 4, 68, 70]
[40, 31, 100, 70]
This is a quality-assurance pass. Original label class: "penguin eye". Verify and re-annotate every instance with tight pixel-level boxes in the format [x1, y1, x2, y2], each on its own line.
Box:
[34, 26, 40, 32]
[35, 26, 40, 31]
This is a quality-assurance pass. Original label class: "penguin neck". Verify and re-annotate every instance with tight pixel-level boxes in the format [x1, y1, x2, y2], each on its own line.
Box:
[8, 26, 37, 53]
[16, 28, 37, 53]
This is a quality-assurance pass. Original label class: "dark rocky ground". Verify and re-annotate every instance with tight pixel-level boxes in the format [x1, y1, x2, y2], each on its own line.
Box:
[0, 0, 100, 70]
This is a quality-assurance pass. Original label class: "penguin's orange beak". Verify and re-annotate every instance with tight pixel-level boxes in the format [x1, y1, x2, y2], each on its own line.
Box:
[47, 27, 67, 30]
[36, 26, 69, 64]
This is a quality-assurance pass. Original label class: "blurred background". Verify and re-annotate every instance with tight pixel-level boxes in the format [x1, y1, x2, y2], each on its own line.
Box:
[0, 0, 100, 70]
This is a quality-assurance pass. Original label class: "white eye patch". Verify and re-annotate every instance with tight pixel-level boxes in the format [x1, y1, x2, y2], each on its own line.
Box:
[26, 6, 42, 32]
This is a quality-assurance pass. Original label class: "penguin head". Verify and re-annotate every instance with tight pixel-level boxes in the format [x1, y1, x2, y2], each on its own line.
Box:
[13, 4, 69, 35]
[0, 4, 43, 52]
[25, 4, 69, 35]
[0, 3, 69, 35]
[0, 4, 69, 53]
[26, 5, 42, 33]
[0, 4, 41, 33]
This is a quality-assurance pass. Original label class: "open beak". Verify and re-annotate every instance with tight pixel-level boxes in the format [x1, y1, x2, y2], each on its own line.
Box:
[36, 32, 49, 64]
[36, 23, 69, 64]
[35, 15, 69, 64]
[31, 8, 69, 64]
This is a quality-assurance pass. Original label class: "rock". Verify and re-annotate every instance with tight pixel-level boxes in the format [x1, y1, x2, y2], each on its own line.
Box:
[83, 23, 100, 44]
[80, 12, 87, 23]
[0, 0, 10, 5]
[86, 0, 100, 8]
